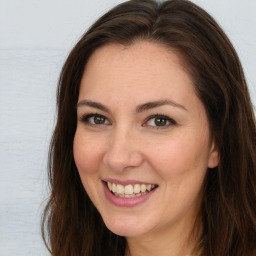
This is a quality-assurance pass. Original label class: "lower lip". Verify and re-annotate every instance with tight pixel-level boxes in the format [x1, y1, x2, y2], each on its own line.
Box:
[103, 182, 157, 207]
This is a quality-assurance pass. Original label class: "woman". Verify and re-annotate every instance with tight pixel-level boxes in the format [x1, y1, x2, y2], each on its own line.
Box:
[42, 0, 256, 255]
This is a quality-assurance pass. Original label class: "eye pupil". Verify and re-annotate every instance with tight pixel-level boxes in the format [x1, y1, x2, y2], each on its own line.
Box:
[155, 118, 167, 126]
[94, 116, 105, 124]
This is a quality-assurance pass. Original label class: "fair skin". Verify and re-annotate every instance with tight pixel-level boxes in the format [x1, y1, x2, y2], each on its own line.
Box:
[73, 41, 219, 256]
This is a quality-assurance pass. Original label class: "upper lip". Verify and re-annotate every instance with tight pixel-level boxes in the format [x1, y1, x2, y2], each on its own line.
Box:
[102, 178, 158, 186]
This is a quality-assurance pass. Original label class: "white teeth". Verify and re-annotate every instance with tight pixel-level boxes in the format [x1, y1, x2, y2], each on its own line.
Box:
[124, 184, 133, 195]
[107, 182, 112, 191]
[112, 183, 117, 193]
[106, 182, 156, 197]
[125, 194, 135, 198]
[134, 184, 140, 193]
[116, 184, 124, 194]
[141, 184, 146, 193]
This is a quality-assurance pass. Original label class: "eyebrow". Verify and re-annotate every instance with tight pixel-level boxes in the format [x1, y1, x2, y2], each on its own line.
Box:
[77, 100, 110, 113]
[136, 99, 187, 112]
[76, 99, 187, 113]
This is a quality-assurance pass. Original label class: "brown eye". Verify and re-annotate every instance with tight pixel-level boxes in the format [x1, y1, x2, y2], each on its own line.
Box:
[145, 115, 176, 128]
[154, 117, 168, 126]
[80, 114, 110, 125]
[94, 116, 105, 124]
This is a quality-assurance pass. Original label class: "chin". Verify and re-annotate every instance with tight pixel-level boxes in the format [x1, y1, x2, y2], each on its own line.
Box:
[103, 215, 151, 237]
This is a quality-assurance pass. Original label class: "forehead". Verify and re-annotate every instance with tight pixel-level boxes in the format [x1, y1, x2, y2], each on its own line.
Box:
[84, 41, 188, 79]
[79, 41, 195, 101]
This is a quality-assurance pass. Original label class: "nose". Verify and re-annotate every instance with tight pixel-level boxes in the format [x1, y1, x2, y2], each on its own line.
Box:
[103, 127, 144, 172]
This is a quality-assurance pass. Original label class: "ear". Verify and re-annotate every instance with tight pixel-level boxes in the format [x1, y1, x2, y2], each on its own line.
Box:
[208, 140, 220, 168]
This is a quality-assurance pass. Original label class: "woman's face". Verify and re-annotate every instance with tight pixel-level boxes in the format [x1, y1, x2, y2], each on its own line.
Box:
[73, 41, 219, 238]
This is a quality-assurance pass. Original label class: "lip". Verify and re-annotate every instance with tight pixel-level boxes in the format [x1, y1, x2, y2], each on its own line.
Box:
[102, 181, 158, 207]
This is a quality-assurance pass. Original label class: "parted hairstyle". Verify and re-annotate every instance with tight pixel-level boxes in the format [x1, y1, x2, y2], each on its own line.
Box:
[41, 0, 256, 255]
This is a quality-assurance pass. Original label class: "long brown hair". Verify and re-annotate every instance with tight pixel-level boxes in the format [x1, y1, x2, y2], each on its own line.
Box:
[42, 0, 256, 255]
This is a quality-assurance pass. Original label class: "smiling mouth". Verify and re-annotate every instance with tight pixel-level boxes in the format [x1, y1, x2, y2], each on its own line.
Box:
[105, 181, 158, 198]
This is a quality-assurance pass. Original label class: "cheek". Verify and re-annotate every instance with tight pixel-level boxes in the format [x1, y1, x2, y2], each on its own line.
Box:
[148, 133, 210, 180]
[73, 131, 103, 175]
[73, 131, 106, 203]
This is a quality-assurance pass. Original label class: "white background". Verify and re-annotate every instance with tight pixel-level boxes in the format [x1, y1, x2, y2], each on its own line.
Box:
[0, 0, 255, 255]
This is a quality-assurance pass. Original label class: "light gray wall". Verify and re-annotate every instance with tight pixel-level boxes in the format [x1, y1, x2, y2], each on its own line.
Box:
[0, 1, 255, 255]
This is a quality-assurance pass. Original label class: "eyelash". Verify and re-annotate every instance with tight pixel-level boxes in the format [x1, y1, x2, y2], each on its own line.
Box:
[144, 114, 177, 129]
[79, 113, 110, 126]
[79, 112, 177, 129]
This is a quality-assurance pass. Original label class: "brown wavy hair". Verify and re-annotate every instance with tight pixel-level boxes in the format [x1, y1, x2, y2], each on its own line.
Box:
[41, 0, 256, 255]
